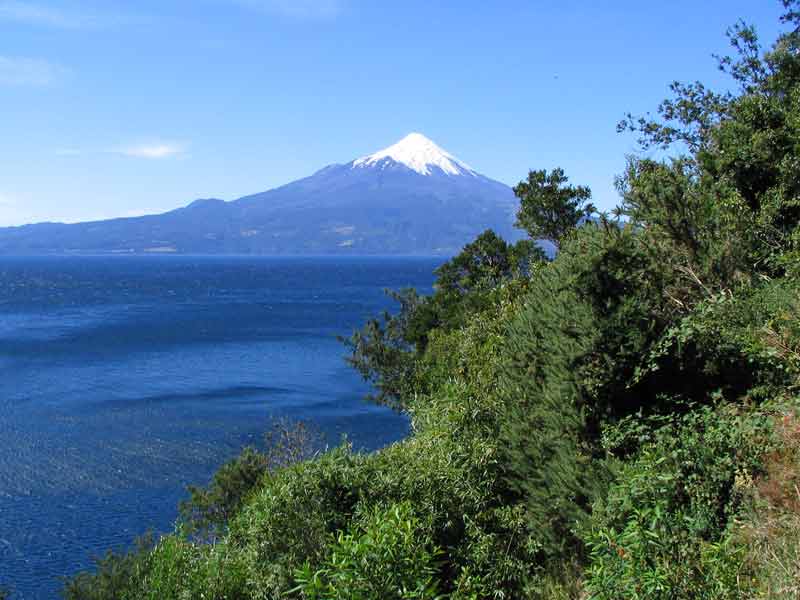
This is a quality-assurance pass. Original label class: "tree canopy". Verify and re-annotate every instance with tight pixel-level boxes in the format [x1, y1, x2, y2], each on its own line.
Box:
[513, 167, 594, 249]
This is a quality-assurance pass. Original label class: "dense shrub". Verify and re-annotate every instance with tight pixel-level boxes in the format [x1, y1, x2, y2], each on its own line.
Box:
[227, 445, 371, 596]
[341, 230, 543, 409]
[180, 419, 317, 540]
[584, 406, 772, 599]
[497, 227, 618, 560]
[120, 536, 250, 600]
[638, 280, 800, 406]
[61, 533, 155, 600]
[293, 502, 443, 600]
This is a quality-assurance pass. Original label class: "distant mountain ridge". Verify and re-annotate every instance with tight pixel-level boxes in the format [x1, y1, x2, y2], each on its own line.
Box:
[0, 133, 522, 255]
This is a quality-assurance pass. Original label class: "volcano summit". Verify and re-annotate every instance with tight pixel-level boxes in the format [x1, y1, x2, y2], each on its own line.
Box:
[0, 134, 521, 255]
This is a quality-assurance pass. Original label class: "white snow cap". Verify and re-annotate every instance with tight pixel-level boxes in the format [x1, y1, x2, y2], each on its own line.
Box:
[353, 132, 477, 177]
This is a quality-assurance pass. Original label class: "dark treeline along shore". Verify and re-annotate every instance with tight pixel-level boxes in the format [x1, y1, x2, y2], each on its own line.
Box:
[18, 2, 800, 598]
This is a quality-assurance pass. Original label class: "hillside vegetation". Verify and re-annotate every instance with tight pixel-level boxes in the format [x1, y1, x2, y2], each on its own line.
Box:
[63, 3, 800, 598]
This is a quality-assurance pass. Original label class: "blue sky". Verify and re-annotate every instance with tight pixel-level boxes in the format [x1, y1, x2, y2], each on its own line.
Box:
[0, 0, 787, 226]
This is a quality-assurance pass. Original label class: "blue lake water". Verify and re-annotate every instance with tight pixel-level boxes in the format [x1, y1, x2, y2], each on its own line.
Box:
[0, 256, 440, 599]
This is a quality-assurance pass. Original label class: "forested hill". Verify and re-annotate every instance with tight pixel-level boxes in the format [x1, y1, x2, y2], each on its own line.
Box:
[60, 3, 800, 599]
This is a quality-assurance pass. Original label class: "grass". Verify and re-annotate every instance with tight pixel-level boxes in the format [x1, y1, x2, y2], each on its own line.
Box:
[737, 408, 800, 599]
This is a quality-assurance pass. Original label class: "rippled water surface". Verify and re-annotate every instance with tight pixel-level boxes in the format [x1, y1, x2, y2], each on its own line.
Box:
[0, 256, 439, 599]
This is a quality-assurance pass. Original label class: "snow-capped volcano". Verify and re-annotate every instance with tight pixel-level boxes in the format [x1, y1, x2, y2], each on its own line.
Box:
[0, 132, 522, 255]
[352, 132, 477, 177]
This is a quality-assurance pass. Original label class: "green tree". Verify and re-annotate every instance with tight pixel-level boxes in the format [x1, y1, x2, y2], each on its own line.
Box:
[179, 419, 316, 540]
[61, 533, 155, 600]
[341, 229, 543, 410]
[513, 168, 594, 249]
[430, 229, 544, 333]
[617, 0, 800, 277]
[339, 287, 424, 410]
[435, 229, 515, 295]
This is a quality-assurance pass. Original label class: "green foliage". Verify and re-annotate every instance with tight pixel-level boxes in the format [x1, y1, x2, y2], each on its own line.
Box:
[179, 419, 316, 540]
[619, 2, 800, 278]
[584, 406, 772, 599]
[341, 229, 543, 410]
[430, 230, 544, 334]
[498, 223, 674, 558]
[565, 223, 675, 417]
[615, 156, 756, 295]
[639, 280, 800, 405]
[434, 230, 543, 296]
[61, 533, 155, 600]
[513, 168, 594, 249]
[498, 235, 603, 559]
[229, 445, 370, 596]
[293, 502, 443, 600]
[339, 287, 424, 409]
[119, 536, 250, 600]
[180, 446, 269, 540]
[228, 282, 534, 598]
